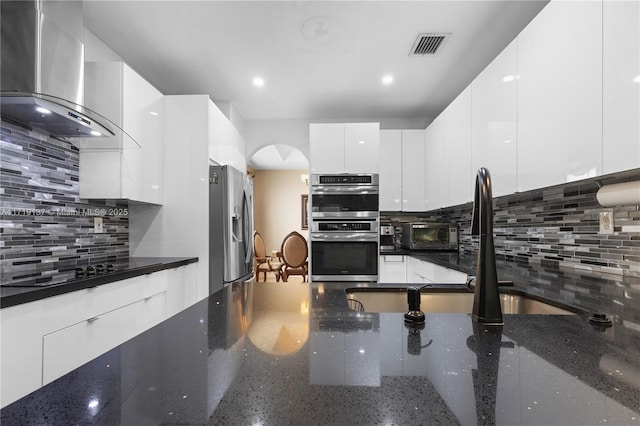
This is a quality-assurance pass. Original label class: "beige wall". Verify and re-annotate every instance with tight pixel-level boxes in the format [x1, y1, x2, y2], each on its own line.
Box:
[253, 169, 309, 255]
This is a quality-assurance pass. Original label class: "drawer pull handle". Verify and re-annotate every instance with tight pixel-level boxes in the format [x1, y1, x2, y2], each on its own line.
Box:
[87, 317, 100, 323]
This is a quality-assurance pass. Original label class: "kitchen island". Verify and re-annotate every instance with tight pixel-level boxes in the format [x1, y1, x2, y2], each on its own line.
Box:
[2, 258, 639, 425]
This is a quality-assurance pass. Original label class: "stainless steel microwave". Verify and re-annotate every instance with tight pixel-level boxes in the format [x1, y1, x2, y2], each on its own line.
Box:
[401, 222, 458, 251]
[310, 173, 379, 219]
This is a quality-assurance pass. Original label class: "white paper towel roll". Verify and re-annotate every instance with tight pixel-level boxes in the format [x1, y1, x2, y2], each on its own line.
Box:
[596, 181, 640, 207]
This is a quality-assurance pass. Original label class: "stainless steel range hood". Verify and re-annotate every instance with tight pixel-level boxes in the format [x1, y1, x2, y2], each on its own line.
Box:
[0, 0, 115, 139]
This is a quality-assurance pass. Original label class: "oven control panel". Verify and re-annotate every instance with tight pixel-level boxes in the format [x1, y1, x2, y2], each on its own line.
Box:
[313, 174, 379, 185]
[312, 220, 379, 233]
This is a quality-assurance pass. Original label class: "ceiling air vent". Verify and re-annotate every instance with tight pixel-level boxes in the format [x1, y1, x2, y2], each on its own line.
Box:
[409, 33, 449, 56]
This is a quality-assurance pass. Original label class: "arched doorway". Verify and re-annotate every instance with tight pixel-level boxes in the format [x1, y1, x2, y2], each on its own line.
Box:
[249, 144, 309, 282]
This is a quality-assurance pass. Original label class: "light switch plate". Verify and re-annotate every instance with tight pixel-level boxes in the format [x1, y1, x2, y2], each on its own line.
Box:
[94, 217, 104, 233]
[599, 210, 614, 235]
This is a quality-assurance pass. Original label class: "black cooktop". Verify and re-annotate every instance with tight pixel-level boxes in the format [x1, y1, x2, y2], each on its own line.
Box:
[1, 262, 127, 288]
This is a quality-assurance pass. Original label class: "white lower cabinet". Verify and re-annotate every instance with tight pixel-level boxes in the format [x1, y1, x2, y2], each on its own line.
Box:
[42, 291, 166, 385]
[378, 255, 407, 283]
[166, 263, 199, 317]
[409, 257, 436, 284]
[405, 256, 467, 285]
[434, 265, 468, 284]
[0, 264, 195, 408]
[0, 302, 44, 409]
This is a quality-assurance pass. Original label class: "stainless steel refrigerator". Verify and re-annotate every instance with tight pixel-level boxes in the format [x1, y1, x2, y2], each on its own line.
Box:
[209, 165, 254, 294]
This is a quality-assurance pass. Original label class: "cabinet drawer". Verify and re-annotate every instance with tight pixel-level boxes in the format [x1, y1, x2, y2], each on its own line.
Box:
[135, 291, 167, 333]
[86, 271, 168, 319]
[42, 291, 166, 385]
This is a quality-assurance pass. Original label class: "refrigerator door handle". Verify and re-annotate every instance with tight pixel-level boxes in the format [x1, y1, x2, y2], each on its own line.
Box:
[243, 184, 254, 265]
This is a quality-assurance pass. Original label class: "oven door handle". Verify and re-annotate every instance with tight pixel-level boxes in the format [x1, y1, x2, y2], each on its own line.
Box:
[311, 233, 378, 242]
[311, 186, 379, 195]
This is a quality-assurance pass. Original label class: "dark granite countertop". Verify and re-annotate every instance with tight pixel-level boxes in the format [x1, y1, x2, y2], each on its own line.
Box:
[2, 275, 639, 425]
[0, 257, 198, 309]
[384, 250, 640, 326]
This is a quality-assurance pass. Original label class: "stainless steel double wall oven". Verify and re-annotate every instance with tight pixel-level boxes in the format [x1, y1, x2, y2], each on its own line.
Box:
[309, 174, 379, 282]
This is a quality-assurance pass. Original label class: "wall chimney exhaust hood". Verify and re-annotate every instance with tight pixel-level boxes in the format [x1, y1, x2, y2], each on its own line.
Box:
[0, 0, 127, 145]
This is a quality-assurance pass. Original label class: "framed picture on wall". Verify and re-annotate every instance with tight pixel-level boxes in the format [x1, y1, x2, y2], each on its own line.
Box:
[301, 194, 309, 230]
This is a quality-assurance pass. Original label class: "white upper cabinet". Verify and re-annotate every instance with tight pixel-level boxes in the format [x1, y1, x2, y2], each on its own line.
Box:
[444, 87, 472, 206]
[425, 117, 445, 210]
[80, 62, 164, 204]
[401, 129, 426, 211]
[603, 0, 640, 174]
[517, 0, 603, 192]
[471, 39, 518, 197]
[345, 123, 380, 173]
[310, 123, 346, 173]
[310, 123, 380, 174]
[425, 87, 472, 210]
[208, 103, 247, 173]
[379, 130, 403, 211]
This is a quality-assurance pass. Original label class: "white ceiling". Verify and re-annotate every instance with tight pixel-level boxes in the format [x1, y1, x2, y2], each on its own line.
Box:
[82, 0, 548, 168]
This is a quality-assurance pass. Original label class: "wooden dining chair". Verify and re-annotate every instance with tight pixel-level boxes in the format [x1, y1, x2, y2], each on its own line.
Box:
[280, 231, 309, 282]
[253, 231, 282, 282]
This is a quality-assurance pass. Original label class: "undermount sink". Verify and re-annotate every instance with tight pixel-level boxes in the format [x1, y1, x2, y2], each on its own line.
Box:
[346, 288, 584, 315]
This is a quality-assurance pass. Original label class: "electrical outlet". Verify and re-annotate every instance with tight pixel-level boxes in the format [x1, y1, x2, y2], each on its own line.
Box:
[94, 217, 104, 234]
[599, 210, 614, 235]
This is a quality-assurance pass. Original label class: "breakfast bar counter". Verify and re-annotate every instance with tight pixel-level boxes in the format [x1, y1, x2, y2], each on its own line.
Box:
[2, 272, 639, 425]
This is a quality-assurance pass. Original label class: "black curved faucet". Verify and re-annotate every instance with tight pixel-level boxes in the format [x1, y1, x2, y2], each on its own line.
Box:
[471, 168, 503, 325]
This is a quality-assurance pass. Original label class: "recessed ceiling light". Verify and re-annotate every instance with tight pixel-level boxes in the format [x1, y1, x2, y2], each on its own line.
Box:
[633, 75, 640, 83]
[35, 106, 51, 114]
[90, 130, 102, 136]
[502, 75, 516, 82]
[382, 75, 394, 85]
[253, 77, 265, 87]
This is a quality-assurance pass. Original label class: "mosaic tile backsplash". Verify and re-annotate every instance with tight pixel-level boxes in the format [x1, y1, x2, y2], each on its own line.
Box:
[383, 169, 640, 278]
[0, 122, 129, 286]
